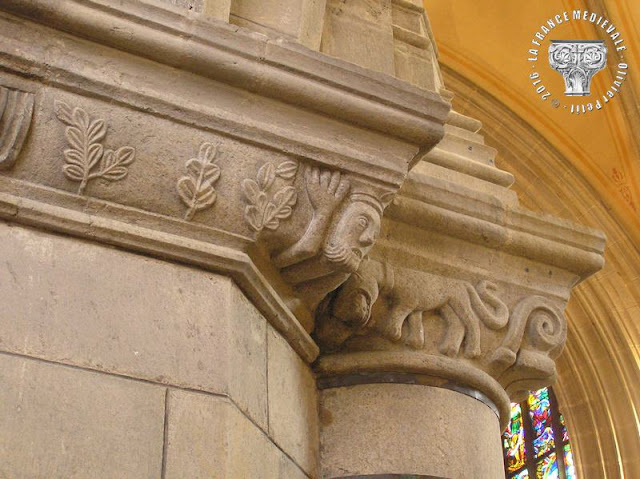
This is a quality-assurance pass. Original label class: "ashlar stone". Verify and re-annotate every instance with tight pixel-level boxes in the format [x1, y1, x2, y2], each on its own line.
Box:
[0, 220, 268, 427]
[164, 390, 310, 479]
[268, 325, 320, 476]
[0, 353, 165, 479]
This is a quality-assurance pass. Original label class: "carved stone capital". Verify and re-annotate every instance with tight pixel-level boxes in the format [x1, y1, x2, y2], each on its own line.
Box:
[313, 110, 605, 427]
[314, 258, 568, 422]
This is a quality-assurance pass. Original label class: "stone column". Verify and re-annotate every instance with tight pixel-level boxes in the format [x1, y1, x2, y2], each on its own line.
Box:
[319, 382, 504, 478]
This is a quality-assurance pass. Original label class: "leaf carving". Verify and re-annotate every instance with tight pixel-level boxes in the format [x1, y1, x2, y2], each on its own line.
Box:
[242, 179, 260, 204]
[54, 100, 135, 195]
[273, 186, 297, 207]
[245, 205, 262, 231]
[87, 119, 106, 144]
[63, 149, 84, 168]
[177, 142, 222, 221]
[54, 100, 74, 125]
[243, 160, 299, 232]
[275, 161, 298, 180]
[65, 127, 83, 151]
[63, 163, 85, 182]
[87, 143, 103, 170]
[73, 108, 89, 130]
[257, 162, 276, 190]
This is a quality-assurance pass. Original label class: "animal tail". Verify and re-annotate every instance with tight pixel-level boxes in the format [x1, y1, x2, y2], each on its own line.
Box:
[466, 280, 509, 330]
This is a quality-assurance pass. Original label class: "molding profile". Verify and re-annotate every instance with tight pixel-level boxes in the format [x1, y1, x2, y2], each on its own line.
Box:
[0, 0, 449, 162]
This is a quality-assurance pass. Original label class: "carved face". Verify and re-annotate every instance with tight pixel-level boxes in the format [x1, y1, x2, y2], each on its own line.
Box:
[324, 201, 381, 273]
[332, 289, 372, 327]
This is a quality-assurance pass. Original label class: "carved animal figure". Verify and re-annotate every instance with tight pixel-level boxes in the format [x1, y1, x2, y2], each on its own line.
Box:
[322, 258, 509, 358]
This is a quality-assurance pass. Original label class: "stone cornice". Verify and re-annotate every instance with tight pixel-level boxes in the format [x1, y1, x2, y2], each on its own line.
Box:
[0, 0, 449, 163]
[0, 2, 453, 366]
[391, 172, 605, 280]
[0, 178, 319, 362]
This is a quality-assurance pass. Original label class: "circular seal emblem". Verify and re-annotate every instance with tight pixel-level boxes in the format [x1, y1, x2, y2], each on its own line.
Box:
[527, 10, 629, 114]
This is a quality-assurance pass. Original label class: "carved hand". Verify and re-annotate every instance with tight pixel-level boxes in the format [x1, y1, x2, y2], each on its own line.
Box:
[271, 166, 349, 269]
[305, 165, 350, 217]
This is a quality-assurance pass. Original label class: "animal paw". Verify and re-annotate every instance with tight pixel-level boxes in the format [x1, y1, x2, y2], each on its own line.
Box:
[439, 342, 460, 357]
[406, 331, 424, 349]
[383, 322, 403, 342]
[490, 347, 517, 366]
[463, 344, 482, 359]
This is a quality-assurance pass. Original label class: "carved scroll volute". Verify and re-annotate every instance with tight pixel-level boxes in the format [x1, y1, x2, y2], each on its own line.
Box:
[0, 86, 35, 170]
[488, 297, 567, 401]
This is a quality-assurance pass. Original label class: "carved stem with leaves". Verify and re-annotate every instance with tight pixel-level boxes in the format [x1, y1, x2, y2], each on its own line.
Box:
[177, 142, 223, 221]
[54, 101, 135, 195]
[243, 160, 298, 232]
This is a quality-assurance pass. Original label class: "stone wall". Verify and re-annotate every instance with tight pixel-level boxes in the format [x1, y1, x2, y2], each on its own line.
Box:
[0, 221, 318, 478]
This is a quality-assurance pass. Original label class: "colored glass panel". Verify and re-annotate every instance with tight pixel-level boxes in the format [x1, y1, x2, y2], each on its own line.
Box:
[502, 387, 578, 479]
[564, 443, 576, 479]
[536, 451, 559, 479]
[559, 413, 570, 442]
[533, 426, 555, 457]
[503, 403, 527, 473]
[528, 387, 553, 436]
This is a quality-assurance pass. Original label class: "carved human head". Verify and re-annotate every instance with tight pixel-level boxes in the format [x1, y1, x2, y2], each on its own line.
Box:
[323, 191, 386, 273]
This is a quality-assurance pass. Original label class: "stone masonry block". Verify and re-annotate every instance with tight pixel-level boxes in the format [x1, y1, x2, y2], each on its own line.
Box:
[0, 353, 165, 479]
[164, 390, 309, 479]
[0, 221, 268, 427]
[321, 0, 395, 75]
[268, 325, 319, 477]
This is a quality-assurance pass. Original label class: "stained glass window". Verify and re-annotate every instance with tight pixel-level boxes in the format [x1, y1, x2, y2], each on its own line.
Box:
[502, 387, 577, 479]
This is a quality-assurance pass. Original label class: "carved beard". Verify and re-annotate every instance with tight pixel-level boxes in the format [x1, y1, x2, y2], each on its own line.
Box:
[323, 241, 363, 273]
